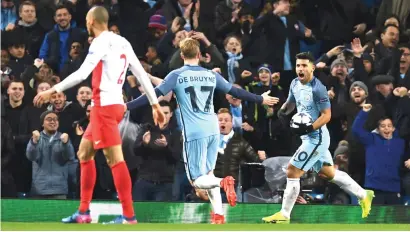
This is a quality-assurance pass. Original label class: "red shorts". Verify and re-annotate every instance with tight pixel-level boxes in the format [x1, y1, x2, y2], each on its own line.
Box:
[83, 104, 125, 149]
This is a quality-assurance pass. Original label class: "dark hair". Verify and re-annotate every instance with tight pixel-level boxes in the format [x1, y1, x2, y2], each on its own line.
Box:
[377, 116, 393, 127]
[295, 52, 315, 63]
[147, 43, 157, 51]
[382, 24, 400, 34]
[108, 22, 118, 28]
[55, 4, 70, 16]
[159, 100, 173, 111]
[398, 43, 410, 50]
[40, 110, 58, 123]
[34, 81, 52, 89]
[9, 78, 24, 86]
[238, 6, 254, 18]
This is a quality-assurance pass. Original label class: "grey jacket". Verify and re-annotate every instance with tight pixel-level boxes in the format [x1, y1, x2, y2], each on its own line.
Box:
[26, 131, 75, 196]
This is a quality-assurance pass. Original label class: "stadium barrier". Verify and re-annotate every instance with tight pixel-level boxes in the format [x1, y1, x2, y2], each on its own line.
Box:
[1, 199, 410, 224]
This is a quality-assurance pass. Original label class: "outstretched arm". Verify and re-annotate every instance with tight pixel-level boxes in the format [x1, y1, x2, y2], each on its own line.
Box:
[126, 71, 179, 110]
[215, 73, 277, 105]
[352, 105, 374, 146]
[127, 45, 158, 106]
[227, 86, 263, 104]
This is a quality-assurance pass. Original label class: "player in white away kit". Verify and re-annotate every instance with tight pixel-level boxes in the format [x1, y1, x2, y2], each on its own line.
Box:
[33, 6, 165, 224]
[262, 52, 374, 224]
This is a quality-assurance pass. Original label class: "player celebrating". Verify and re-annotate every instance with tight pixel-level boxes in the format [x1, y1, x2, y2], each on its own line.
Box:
[33, 6, 164, 224]
[126, 38, 279, 224]
[262, 52, 374, 224]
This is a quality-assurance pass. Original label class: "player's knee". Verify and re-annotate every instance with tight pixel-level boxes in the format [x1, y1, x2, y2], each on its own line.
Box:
[77, 149, 93, 162]
[319, 165, 336, 180]
[286, 164, 304, 178]
[102, 145, 124, 167]
[103, 154, 124, 167]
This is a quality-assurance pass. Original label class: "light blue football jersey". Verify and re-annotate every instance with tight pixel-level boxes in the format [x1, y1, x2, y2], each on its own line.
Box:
[157, 65, 232, 142]
[287, 77, 331, 144]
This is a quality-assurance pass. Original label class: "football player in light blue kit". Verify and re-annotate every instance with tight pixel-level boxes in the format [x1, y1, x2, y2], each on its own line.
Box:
[126, 38, 278, 224]
[262, 52, 374, 224]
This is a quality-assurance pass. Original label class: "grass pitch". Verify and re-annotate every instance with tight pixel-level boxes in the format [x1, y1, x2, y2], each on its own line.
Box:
[1, 222, 409, 231]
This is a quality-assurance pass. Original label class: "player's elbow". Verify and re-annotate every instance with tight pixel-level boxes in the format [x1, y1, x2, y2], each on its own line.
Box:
[324, 112, 331, 124]
[321, 109, 331, 123]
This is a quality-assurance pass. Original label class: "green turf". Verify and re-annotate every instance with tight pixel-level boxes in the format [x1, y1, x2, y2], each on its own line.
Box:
[1, 223, 409, 231]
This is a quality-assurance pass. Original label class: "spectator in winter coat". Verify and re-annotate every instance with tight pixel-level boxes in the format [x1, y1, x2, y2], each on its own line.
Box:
[26, 110, 75, 199]
[352, 104, 406, 205]
[38, 5, 87, 72]
[214, 108, 266, 202]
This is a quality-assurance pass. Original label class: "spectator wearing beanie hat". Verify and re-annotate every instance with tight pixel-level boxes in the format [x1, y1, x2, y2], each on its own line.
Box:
[148, 13, 167, 40]
[26, 110, 75, 199]
[331, 58, 348, 71]
[350, 81, 369, 98]
[247, 63, 287, 157]
[324, 58, 351, 106]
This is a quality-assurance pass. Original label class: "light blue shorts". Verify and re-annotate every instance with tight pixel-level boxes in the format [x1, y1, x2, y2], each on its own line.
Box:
[290, 139, 334, 173]
[183, 135, 219, 181]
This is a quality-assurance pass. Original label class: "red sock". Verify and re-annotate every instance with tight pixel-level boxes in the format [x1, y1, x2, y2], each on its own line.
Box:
[111, 161, 135, 218]
[78, 160, 96, 213]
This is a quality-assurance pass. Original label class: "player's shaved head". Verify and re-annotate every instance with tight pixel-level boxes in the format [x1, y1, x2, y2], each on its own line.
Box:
[88, 6, 109, 25]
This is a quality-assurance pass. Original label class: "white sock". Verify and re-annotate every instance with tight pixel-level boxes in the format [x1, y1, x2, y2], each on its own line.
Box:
[280, 178, 300, 219]
[331, 170, 366, 200]
[207, 187, 224, 215]
[193, 175, 222, 189]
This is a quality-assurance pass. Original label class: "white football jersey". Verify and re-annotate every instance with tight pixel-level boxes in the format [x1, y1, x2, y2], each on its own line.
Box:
[54, 31, 158, 107]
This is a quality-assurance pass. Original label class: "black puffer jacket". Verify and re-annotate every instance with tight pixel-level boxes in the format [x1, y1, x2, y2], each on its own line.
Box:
[214, 133, 260, 184]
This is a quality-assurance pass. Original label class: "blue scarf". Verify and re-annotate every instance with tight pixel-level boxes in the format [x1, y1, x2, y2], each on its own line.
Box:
[226, 52, 243, 83]
[230, 104, 242, 133]
[218, 130, 234, 154]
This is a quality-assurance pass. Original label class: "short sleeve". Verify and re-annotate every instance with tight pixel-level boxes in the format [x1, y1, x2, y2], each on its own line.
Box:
[286, 80, 296, 103]
[313, 81, 331, 111]
[86, 37, 108, 65]
[215, 72, 232, 93]
[157, 71, 179, 95]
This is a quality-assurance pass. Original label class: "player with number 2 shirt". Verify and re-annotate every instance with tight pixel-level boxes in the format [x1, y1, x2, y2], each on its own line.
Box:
[33, 6, 165, 224]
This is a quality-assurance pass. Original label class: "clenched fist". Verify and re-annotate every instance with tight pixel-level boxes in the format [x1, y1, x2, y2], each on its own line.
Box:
[405, 159, 410, 169]
[241, 70, 252, 79]
[257, 150, 267, 161]
[212, 67, 221, 74]
[362, 103, 372, 112]
[393, 87, 408, 97]
[60, 133, 69, 144]
[328, 87, 335, 100]
[32, 130, 40, 144]
[241, 122, 254, 132]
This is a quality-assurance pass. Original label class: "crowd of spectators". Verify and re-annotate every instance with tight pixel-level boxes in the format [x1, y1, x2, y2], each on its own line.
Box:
[1, 0, 410, 205]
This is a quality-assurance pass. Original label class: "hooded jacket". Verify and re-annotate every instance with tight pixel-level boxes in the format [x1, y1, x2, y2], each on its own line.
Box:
[352, 110, 406, 192]
[26, 130, 75, 196]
